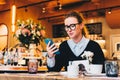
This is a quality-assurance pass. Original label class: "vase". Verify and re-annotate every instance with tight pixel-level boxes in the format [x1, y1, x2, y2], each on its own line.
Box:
[27, 43, 38, 74]
[28, 59, 38, 74]
[29, 43, 37, 57]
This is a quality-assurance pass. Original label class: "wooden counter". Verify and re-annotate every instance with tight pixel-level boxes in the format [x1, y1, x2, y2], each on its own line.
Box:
[0, 72, 120, 80]
[0, 66, 47, 73]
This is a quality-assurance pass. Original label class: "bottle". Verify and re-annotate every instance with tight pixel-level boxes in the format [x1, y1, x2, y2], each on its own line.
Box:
[4, 51, 8, 65]
[13, 48, 18, 66]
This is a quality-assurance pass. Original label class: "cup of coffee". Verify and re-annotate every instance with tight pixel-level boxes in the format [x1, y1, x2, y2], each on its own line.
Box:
[105, 60, 119, 77]
[67, 65, 79, 78]
[67, 61, 79, 78]
[89, 64, 103, 74]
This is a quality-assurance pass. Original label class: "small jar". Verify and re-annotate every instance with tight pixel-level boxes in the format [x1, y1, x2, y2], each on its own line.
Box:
[28, 59, 38, 74]
[105, 60, 119, 77]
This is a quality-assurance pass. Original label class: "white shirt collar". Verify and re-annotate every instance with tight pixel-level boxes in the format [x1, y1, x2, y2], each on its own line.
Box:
[68, 36, 88, 48]
[67, 36, 90, 56]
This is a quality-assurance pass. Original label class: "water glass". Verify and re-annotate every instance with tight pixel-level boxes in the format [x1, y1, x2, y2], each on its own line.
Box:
[105, 60, 119, 77]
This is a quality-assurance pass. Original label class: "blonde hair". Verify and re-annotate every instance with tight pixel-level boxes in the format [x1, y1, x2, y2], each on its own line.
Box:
[82, 25, 89, 38]
[79, 12, 89, 38]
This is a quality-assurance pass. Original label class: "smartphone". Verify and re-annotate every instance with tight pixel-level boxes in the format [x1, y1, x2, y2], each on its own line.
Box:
[44, 38, 54, 46]
[44, 38, 60, 54]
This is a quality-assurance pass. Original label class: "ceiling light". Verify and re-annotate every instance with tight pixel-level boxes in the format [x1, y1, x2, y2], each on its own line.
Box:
[42, 8, 46, 13]
[57, 0, 62, 10]
[59, 4, 62, 10]
[108, 9, 112, 14]
[11, 4, 16, 32]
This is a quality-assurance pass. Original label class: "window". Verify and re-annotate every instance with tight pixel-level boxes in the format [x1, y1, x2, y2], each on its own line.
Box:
[0, 23, 8, 50]
[85, 22, 102, 34]
[52, 24, 67, 38]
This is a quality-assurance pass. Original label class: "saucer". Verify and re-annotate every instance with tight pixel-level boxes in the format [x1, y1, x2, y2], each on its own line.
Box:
[59, 71, 68, 76]
[85, 73, 106, 77]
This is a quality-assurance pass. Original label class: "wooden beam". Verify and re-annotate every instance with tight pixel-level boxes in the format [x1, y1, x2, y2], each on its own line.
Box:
[0, 0, 56, 13]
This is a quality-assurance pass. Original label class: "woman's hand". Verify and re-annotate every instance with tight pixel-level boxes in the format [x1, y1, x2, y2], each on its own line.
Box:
[46, 41, 58, 58]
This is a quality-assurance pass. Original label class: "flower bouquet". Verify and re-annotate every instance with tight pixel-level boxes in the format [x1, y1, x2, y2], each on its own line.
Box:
[81, 51, 94, 64]
[14, 19, 46, 48]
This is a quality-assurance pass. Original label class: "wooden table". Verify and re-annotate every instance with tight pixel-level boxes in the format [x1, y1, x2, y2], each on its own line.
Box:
[0, 72, 120, 80]
[0, 66, 47, 73]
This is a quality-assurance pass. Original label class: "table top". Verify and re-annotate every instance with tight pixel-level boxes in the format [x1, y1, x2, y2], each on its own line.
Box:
[0, 66, 47, 73]
[0, 72, 120, 80]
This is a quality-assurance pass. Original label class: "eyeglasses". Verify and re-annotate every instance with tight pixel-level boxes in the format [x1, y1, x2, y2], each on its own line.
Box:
[64, 23, 79, 31]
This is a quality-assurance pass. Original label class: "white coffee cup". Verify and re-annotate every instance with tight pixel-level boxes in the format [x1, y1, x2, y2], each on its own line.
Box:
[89, 64, 103, 74]
[72, 60, 89, 72]
[67, 65, 79, 78]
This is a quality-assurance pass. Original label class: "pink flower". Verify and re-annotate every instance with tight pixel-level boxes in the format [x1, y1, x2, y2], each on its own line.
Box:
[15, 29, 21, 37]
[21, 28, 31, 36]
[40, 30, 46, 37]
[14, 19, 46, 47]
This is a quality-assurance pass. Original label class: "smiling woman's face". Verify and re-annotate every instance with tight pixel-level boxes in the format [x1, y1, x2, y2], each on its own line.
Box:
[64, 17, 83, 39]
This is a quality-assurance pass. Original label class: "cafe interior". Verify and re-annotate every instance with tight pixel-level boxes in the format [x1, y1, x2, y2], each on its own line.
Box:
[0, 0, 120, 79]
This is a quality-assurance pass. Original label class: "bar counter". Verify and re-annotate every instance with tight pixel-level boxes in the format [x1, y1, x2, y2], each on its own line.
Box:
[0, 66, 47, 73]
[0, 72, 120, 80]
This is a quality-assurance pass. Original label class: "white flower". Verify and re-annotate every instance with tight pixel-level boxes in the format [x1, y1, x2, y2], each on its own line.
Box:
[14, 19, 46, 48]
[36, 31, 41, 36]
[15, 29, 21, 37]
[81, 51, 94, 63]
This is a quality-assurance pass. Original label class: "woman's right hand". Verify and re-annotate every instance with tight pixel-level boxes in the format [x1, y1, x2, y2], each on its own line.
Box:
[46, 41, 58, 58]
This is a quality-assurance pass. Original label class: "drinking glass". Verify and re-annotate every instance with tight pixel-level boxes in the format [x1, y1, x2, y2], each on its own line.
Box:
[105, 60, 119, 77]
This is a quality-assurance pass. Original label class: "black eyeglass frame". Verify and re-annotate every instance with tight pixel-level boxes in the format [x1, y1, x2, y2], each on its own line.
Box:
[64, 23, 80, 31]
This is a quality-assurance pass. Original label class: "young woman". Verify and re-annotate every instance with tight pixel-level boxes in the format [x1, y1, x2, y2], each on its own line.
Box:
[46, 11, 105, 72]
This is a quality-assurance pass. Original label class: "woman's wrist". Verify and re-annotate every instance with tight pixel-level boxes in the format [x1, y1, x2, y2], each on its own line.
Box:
[47, 54, 54, 59]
